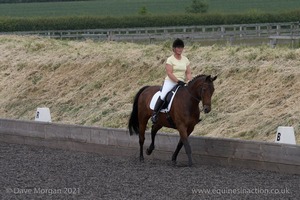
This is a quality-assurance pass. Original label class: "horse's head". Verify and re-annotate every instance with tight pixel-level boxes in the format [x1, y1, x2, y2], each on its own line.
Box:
[187, 75, 217, 113]
[201, 75, 217, 113]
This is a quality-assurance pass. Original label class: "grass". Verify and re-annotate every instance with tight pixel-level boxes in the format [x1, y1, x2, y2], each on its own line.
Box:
[0, 0, 300, 17]
[0, 35, 300, 144]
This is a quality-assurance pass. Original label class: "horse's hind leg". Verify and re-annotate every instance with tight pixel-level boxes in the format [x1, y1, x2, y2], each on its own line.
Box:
[146, 124, 162, 155]
[139, 133, 145, 162]
[171, 140, 183, 165]
[138, 120, 148, 162]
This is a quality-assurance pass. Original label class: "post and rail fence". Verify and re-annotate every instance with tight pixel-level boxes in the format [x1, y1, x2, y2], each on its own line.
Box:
[0, 22, 299, 46]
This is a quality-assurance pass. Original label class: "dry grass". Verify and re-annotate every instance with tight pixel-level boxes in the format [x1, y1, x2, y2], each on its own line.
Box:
[0, 35, 299, 143]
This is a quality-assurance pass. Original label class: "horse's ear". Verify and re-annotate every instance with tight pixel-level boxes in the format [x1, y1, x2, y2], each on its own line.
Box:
[205, 75, 211, 82]
[205, 75, 217, 82]
[211, 76, 217, 81]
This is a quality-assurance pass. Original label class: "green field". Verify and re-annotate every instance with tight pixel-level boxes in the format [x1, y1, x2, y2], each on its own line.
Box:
[0, 0, 300, 17]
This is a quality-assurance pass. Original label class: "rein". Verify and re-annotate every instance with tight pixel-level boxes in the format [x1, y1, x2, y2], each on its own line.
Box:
[184, 75, 214, 113]
[184, 86, 201, 103]
[184, 82, 210, 113]
[184, 87, 205, 112]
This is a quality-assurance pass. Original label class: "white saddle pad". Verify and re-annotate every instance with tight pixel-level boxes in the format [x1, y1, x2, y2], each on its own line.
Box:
[149, 87, 180, 112]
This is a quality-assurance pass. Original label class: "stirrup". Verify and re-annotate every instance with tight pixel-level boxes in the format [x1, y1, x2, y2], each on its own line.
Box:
[151, 113, 158, 123]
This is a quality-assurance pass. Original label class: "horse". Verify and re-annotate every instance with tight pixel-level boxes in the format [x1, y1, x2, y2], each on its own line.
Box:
[128, 74, 217, 166]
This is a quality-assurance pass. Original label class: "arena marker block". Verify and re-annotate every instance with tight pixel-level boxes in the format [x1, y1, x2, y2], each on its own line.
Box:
[275, 126, 296, 145]
[35, 107, 52, 122]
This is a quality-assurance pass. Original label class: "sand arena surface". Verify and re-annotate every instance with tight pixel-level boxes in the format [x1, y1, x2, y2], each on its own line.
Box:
[0, 142, 299, 200]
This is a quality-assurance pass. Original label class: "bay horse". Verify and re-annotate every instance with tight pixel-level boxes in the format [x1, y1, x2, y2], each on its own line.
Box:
[128, 74, 217, 166]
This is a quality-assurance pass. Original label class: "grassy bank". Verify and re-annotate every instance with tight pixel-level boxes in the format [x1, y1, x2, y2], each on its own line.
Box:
[0, 35, 299, 143]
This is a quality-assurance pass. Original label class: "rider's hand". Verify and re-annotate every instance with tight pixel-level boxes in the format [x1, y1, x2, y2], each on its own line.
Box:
[177, 80, 186, 86]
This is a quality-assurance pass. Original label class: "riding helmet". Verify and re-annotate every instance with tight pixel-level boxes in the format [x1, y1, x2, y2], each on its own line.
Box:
[172, 38, 184, 48]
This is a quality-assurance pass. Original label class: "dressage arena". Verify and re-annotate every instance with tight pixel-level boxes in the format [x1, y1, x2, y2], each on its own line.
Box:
[0, 119, 300, 199]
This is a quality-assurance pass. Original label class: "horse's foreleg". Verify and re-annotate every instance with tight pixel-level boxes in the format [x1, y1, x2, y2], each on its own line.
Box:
[146, 124, 161, 155]
[171, 140, 183, 165]
[182, 138, 193, 167]
[177, 127, 193, 167]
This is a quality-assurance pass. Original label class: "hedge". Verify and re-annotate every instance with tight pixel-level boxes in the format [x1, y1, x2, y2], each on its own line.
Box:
[0, 10, 300, 32]
[0, 0, 89, 3]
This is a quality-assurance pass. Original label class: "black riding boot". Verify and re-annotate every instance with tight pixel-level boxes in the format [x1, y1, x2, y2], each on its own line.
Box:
[151, 97, 164, 123]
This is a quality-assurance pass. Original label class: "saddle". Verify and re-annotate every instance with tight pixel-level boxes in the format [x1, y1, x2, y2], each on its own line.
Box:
[150, 84, 181, 113]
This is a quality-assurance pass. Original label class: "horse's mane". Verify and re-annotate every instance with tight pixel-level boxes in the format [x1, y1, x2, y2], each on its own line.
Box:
[187, 74, 207, 86]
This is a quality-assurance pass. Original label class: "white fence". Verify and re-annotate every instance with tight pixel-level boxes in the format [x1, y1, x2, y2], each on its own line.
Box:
[1, 22, 299, 44]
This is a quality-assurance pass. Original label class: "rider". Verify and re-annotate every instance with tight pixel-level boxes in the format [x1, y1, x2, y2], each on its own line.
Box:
[151, 38, 192, 123]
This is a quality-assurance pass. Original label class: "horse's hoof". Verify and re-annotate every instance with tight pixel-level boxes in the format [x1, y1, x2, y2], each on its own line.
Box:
[172, 160, 177, 166]
[139, 157, 144, 163]
[146, 149, 152, 155]
[146, 146, 154, 155]
[188, 162, 193, 167]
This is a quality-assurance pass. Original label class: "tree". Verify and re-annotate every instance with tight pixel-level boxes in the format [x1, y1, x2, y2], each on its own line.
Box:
[138, 6, 148, 15]
[185, 0, 208, 14]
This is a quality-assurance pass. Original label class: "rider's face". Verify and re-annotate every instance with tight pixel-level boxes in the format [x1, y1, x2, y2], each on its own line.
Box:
[173, 47, 184, 55]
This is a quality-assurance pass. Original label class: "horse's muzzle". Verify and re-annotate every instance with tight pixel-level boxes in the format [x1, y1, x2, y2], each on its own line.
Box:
[203, 105, 211, 113]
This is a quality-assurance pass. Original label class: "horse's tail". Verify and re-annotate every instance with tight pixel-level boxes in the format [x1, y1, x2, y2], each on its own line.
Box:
[128, 86, 149, 135]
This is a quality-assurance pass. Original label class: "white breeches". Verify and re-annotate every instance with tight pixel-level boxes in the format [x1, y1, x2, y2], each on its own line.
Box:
[160, 79, 177, 100]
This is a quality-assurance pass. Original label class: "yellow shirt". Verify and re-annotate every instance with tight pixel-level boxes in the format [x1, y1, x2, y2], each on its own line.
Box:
[165, 55, 190, 82]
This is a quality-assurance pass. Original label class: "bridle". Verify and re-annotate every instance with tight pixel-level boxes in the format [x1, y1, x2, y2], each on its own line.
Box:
[184, 83, 210, 112]
[184, 87, 201, 102]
